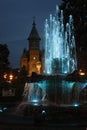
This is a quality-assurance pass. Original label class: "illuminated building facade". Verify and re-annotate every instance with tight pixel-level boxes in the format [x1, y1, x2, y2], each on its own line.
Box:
[20, 19, 43, 76]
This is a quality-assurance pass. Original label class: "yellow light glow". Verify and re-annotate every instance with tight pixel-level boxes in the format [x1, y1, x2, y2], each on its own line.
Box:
[33, 57, 36, 60]
[3, 73, 7, 79]
[9, 74, 13, 80]
[79, 70, 85, 76]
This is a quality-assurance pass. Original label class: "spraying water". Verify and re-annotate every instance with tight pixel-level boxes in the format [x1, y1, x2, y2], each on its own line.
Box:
[44, 5, 77, 75]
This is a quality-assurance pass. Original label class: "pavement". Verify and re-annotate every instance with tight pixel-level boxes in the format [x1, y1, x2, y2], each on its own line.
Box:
[0, 104, 87, 130]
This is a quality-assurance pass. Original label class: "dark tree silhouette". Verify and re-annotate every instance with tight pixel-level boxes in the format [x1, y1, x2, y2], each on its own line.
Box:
[0, 44, 10, 78]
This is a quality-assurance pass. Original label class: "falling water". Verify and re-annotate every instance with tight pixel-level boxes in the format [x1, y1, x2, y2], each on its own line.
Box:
[44, 5, 77, 75]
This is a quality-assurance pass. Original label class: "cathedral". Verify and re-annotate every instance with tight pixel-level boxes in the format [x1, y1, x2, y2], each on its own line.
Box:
[20, 19, 44, 76]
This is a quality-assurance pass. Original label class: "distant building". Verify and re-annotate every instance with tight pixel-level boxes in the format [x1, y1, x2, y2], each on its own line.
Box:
[2, 88, 15, 96]
[20, 19, 44, 76]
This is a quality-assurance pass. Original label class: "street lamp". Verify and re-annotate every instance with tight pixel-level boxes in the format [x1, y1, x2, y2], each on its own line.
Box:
[79, 69, 85, 76]
[9, 74, 13, 81]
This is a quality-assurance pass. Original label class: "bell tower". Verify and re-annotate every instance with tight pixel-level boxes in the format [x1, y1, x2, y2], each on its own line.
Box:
[27, 18, 41, 76]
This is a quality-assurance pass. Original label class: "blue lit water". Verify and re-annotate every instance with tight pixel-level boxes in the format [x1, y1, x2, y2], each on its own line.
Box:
[44, 5, 77, 75]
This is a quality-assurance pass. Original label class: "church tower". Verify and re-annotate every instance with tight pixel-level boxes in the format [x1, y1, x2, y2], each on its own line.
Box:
[27, 19, 42, 76]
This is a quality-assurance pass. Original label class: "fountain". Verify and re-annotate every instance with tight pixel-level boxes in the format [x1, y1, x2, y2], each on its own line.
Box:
[44, 5, 87, 105]
[23, 81, 47, 105]
[44, 5, 77, 75]
[22, 5, 87, 106]
[0, 6, 87, 128]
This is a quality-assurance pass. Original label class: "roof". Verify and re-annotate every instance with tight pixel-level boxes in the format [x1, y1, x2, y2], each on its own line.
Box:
[27, 19, 41, 40]
[21, 48, 28, 58]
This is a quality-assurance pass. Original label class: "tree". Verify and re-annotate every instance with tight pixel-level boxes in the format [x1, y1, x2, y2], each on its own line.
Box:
[60, 0, 87, 70]
[0, 44, 10, 78]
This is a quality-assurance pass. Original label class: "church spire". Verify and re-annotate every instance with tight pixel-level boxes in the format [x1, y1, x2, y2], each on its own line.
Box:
[32, 16, 36, 26]
[27, 18, 41, 50]
[27, 17, 41, 40]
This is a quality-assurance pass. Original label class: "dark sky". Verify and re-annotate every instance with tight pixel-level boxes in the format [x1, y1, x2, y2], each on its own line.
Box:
[0, 0, 62, 68]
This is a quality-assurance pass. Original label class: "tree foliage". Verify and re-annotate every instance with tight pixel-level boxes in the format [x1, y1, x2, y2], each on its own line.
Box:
[0, 44, 10, 77]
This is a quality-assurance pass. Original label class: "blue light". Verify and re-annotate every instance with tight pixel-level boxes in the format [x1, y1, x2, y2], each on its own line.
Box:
[3, 107, 7, 111]
[42, 110, 46, 115]
[32, 99, 39, 103]
[32, 99, 39, 106]
[73, 103, 79, 107]
[0, 109, 3, 112]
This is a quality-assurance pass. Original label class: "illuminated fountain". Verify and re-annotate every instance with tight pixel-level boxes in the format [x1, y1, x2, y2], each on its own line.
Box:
[15, 5, 87, 120]
[43, 5, 87, 105]
[22, 5, 87, 106]
[23, 81, 47, 105]
[44, 5, 77, 75]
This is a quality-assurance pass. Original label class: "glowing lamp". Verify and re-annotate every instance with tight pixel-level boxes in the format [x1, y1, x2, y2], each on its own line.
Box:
[79, 70, 85, 76]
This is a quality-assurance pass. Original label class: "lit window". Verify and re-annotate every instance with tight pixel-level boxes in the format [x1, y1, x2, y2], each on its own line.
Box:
[33, 57, 36, 60]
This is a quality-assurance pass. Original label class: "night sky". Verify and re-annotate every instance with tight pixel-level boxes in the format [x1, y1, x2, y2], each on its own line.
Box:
[0, 0, 62, 68]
